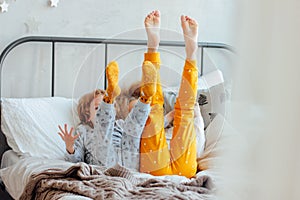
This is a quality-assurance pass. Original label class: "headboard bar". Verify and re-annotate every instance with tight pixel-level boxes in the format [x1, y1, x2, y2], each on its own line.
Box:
[52, 42, 55, 97]
[0, 36, 234, 98]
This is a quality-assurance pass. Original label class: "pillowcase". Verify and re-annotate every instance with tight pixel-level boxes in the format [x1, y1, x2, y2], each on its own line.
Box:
[1, 97, 80, 159]
[163, 69, 228, 129]
[199, 83, 227, 129]
[197, 114, 236, 171]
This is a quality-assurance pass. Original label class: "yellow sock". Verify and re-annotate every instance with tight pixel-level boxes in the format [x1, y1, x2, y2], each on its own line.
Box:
[140, 61, 157, 104]
[103, 61, 121, 104]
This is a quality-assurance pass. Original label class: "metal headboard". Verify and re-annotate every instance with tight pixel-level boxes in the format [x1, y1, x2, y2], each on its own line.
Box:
[0, 36, 234, 164]
[0, 36, 233, 98]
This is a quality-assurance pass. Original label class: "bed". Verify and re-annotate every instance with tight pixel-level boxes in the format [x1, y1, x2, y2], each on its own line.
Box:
[0, 36, 234, 200]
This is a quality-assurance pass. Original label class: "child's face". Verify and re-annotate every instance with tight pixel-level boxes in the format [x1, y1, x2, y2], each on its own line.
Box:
[89, 90, 104, 121]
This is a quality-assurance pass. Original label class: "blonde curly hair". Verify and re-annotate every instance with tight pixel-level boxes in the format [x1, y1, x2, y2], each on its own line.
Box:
[77, 89, 105, 128]
[114, 93, 130, 120]
[77, 82, 142, 124]
[114, 81, 142, 120]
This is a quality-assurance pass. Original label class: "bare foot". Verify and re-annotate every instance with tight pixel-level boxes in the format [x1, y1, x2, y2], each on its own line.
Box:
[181, 15, 198, 60]
[144, 10, 160, 52]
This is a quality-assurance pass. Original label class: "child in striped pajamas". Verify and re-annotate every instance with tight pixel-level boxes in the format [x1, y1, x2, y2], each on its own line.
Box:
[58, 60, 157, 171]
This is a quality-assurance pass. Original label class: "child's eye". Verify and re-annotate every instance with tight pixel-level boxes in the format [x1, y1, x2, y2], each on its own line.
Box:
[95, 107, 98, 110]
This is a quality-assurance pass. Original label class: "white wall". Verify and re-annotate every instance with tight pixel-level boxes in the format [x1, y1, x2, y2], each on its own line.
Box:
[0, 0, 235, 98]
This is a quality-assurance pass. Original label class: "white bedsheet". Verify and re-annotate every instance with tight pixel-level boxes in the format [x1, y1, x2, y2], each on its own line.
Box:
[1, 150, 21, 169]
[0, 157, 73, 199]
[0, 150, 91, 200]
[0, 157, 190, 200]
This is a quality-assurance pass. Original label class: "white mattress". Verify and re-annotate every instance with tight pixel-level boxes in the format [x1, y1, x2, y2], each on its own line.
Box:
[0, 154, 93, 200]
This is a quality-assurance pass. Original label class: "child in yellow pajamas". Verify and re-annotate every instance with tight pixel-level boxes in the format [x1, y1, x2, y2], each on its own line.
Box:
[140, 10, 199, 178]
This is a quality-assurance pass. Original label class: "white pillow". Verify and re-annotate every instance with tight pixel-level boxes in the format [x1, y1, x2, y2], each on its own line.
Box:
[163, 69, 226, 128]
[197, 114, 236, 171]
[1, 97, 80, 159]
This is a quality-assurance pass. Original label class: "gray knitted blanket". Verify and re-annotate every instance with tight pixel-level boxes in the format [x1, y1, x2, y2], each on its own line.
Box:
[19, 162, 215, 200]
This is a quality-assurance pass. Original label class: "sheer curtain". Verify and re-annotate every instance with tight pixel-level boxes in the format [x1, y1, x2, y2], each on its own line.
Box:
[219, 0, 300, 199]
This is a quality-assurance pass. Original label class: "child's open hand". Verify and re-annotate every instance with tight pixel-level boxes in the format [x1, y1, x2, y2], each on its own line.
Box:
[58, 124, 80, 154]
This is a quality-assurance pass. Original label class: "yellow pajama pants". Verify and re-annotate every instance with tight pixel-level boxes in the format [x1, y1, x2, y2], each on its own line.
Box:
[140, 52, 198, 178]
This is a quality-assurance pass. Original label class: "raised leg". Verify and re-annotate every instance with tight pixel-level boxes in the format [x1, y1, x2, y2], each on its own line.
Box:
[140, 12, 199, 178]
[169, 15, 199, 177]
[95, 61, 121, 166]
[120, 62, 157, 170]
[140, 10, 171, 174]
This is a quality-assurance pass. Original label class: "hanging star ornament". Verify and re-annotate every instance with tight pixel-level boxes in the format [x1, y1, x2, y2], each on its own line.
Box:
[0, 1, 9, 13]
[50, 0, 59, 7]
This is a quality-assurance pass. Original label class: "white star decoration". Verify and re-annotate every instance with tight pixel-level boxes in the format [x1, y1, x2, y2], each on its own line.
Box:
[0, 1, 9, 13]
[50, 0, 59, 7]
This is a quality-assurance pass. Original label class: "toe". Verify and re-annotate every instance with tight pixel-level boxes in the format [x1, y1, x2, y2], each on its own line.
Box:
[189, 18, 198, 27]
[181, 15, 188, 27]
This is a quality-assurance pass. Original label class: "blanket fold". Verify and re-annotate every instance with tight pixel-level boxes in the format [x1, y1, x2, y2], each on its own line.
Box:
[19, 162, 215, 200]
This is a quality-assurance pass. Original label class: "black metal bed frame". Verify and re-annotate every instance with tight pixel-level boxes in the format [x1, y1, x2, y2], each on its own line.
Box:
[0, 36, 233, 98]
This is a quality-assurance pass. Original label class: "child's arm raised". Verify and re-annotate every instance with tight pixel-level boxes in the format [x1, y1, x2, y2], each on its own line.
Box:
[58, 124, 80, 154]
